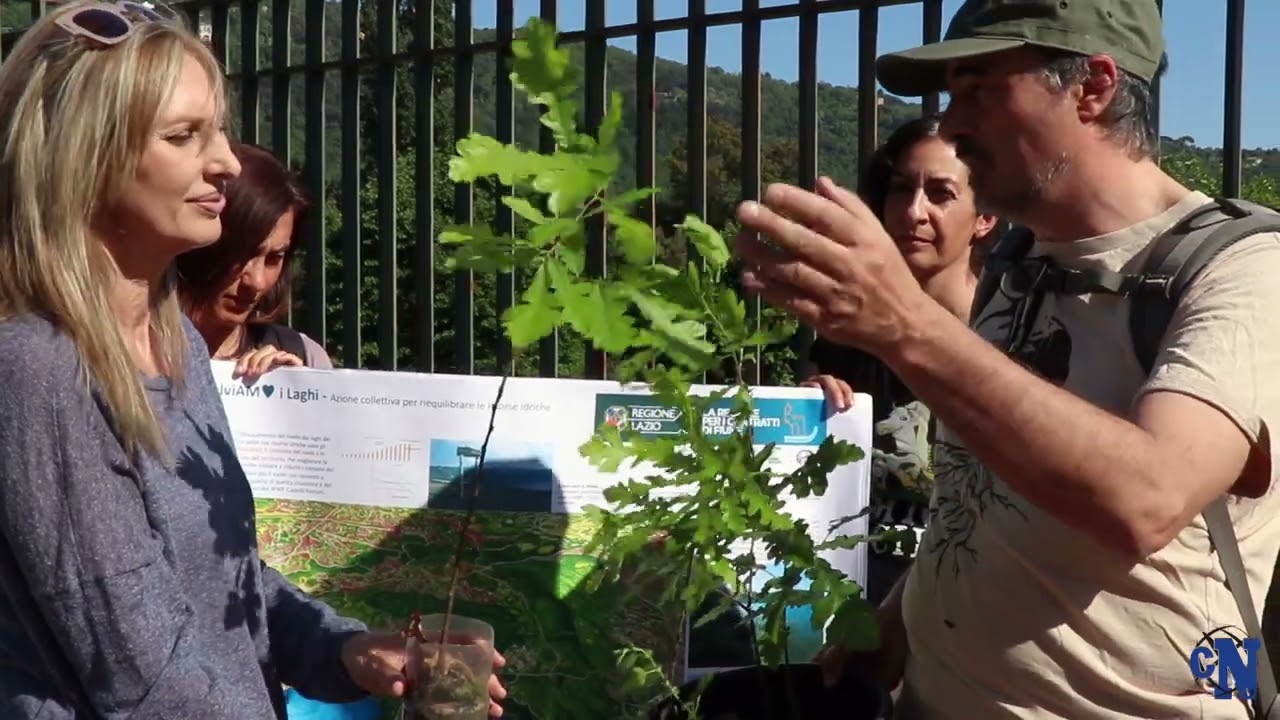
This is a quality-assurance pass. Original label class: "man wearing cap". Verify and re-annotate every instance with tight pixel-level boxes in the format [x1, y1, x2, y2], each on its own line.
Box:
[734, 0, 1280, 718]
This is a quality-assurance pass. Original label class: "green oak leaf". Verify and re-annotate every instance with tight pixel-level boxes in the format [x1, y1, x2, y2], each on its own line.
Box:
[448, 134, 549, 186]
[599, 187, 661, 215]
[528, 217, 579, 247]
[679, 214, 731, 269]
[598, 90, 624, 149]
[624, 288, 715, 369]
[502, 196, 548, 225]
[438, 224, 533, 273]
[826, 594, 881, 652]
[609, 214, 656, 264]
[533, 163, 601, 216]
[539, 97, 581, 149]
[502, 262, 560, 348]
[550, 275, 636, 353]
[509, 18, 576, 99]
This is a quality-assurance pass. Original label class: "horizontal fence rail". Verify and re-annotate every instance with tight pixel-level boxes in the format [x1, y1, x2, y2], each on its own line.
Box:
[0, 0, 1255, 384]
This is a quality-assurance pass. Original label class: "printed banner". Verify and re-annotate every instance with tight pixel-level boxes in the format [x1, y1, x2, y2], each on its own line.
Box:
[214, 363, 873, 718]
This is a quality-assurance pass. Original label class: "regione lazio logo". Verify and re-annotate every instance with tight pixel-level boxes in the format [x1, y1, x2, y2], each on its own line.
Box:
[603, 405, 629, 429]
[595, 396, 683, 435]
[1187, 625, 1265, 702]
[593, 394, 826, 446]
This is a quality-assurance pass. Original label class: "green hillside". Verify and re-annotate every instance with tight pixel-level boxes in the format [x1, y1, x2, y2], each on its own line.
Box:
[2, 3, 1276, 377]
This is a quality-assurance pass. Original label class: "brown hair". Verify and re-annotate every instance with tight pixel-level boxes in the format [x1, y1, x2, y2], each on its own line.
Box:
[175, 142, 307, 324]
[860, 114, 1008, 272]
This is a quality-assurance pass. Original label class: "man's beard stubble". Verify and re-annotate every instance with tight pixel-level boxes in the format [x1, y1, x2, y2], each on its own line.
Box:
[956, 136, 1071, 222]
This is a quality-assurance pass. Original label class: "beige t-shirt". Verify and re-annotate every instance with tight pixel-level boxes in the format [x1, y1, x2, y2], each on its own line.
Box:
[898, 191, 1280, 719]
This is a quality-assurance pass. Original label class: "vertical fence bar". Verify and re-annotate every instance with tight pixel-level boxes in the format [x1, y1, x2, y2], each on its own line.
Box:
[452, 0, 475, 374]
[181, 3, 200, 35]
[636, 0, 657, 234]
[857, 5, 879, 185]
[302, 0, 327, 348]
[9, 0, 45, 56]
[536, 0, 560, 378]
[583, 0, 608, 379]
[1, 1, 9, 60]
[269, 0, 291, 323]
[270, 0, 290, 319]
[413, 0, 436, 371]
[797, 2, 818, 190]
[210, 2, 229, 71]
[239, 0, 260, 144]
[1, 0, 23, 59]
[741, 0, 762, 385]
[1151, 0, 1163, 160]
[31, 0, 45, 43]
[921, 0, 943, 116]
[686, 0, 708, 382]
[793, 0, 819, 374]
[339, 0, 362, 367]
[1222, 0, 1245, 197]
[686, 0, 708, 227]
[375, 0, 398, 367]
[495, 0, 516, 374]
[632, 0, 660, 390]
[269, 0, 290, 160]
[687, 0, 707, 230]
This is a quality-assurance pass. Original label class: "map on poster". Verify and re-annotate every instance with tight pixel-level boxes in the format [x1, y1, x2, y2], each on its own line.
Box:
[213, 362, 873, 719]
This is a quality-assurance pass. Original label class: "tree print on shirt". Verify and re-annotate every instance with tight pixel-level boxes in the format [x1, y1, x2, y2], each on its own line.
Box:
[1005, 314, 1072, 385]
[925, 272, 1071, 579]
[927, 440, 1027, 579]
[974, 269, 1073, 385]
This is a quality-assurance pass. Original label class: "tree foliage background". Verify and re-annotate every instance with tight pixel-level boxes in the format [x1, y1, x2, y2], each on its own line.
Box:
[3, 0, 1276, 383]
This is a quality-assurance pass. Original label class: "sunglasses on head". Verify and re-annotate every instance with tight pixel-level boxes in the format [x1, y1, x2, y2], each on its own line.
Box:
[54, 1, 180, 47]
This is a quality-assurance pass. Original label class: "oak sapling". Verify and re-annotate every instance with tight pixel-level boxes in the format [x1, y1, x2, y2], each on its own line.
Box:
[440, 18, 881, 718]
[400, 379, 508, 720]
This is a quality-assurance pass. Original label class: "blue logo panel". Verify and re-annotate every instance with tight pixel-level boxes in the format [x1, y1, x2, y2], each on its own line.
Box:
[594, 393, 826, 446]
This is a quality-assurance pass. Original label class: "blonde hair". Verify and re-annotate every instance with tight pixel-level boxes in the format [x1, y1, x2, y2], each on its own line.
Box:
[0, 3, 227, 464]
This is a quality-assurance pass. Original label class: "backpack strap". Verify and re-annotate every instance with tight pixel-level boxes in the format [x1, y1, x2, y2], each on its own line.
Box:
[1204, 498, 1280, 716]
[1130, 198, 1280, 376]
[970, 223, 1156, 321]
[976, 199, 1280, 716]
[971, 225, 1035, 320]
[1127, 197, 1280, 717]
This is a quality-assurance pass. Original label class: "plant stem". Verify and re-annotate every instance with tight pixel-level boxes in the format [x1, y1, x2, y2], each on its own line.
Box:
[729, 349, 764, 667]
[741, 539, 762, 667]
[431, 376, 510, 679]
[669, 549, 697, 687]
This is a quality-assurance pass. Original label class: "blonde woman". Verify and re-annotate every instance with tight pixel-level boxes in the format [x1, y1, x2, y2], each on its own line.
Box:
[0, 4, 506, 719]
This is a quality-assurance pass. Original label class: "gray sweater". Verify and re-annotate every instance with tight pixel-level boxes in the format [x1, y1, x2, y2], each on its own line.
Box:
[0, 315, 369, 719]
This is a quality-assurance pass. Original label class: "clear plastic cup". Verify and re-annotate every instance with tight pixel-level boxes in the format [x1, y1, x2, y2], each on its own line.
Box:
[403, 614, 495, 720]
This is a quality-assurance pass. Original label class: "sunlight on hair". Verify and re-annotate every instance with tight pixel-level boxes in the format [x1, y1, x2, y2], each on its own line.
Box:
[0, 1, 227, 464]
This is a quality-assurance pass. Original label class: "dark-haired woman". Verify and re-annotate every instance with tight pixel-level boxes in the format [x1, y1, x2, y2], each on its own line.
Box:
[176, 141, 332, 380]
[177, 143, 389, 719]
[806, 115, 1001, 691]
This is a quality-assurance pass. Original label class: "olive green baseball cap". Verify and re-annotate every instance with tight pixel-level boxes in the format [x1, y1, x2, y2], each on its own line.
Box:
[876, 0, 1165, 97]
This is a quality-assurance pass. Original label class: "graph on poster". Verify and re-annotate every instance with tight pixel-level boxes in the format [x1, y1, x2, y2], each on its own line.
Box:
[340, 438, 422, 464]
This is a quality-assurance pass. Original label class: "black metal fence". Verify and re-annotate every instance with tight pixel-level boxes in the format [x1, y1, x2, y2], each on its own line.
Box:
[0, 0, 1254, 382]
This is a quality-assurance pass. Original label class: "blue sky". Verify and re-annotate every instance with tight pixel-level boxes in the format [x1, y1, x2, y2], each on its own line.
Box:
[472, 0, 1278, 150]
[428, 438, 553, 468]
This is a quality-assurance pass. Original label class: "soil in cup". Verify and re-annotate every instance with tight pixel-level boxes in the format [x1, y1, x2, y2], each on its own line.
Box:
[405, 643, 491, 720]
